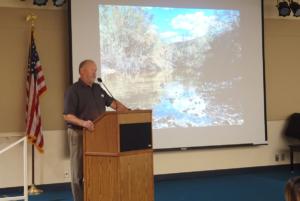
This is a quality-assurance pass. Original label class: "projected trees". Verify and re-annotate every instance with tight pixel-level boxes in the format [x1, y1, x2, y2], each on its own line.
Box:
[100, 7, 166, 75]
[99, 5, 242, 129]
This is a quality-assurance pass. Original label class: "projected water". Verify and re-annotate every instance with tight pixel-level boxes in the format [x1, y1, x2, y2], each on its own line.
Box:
[99, 5, 242, 129]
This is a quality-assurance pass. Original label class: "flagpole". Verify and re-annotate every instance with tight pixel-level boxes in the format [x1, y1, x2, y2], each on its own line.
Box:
[28, 145, 43, 195]
[26, 13, 43, 196]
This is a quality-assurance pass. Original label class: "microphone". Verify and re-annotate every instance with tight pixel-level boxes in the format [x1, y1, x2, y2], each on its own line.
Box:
[97, 77, 118, 110]
[97, 78, 115, 99]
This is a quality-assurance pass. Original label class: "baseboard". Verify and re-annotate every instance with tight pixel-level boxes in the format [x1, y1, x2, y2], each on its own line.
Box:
[154, 164, 299, 181]
[0, 182, 71, 196]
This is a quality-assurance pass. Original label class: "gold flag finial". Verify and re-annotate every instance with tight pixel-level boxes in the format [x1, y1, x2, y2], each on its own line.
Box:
[26, 13, 37, 30]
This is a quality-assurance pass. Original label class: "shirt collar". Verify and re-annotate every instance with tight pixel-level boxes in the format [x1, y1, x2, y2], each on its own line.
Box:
[78, 78, 94, 88]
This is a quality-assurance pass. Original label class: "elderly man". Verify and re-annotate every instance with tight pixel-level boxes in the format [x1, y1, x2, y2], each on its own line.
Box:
[63, 59, 128, 201]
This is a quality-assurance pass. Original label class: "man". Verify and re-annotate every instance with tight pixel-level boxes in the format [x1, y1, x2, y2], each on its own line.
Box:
[63, 59, 128, 201]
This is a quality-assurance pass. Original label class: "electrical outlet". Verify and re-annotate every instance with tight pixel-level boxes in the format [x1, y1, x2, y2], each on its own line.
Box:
[64, 171, 69, 178]
[275, 154, 280, 162]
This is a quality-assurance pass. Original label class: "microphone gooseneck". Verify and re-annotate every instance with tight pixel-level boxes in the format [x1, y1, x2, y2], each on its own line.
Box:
[97, 77, 118, 111]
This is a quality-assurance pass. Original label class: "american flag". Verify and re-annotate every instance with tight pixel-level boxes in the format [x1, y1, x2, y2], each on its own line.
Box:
[26, 31, 47, 152]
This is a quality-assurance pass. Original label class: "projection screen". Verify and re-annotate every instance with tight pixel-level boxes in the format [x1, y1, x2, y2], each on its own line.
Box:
[70, 0, 266, 149]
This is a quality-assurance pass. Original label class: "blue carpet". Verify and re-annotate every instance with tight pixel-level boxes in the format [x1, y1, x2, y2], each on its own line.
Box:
[1, 167, 299, 201]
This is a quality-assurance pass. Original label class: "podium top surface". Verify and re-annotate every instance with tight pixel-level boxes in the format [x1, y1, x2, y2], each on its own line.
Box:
[93, 109, 152, 125]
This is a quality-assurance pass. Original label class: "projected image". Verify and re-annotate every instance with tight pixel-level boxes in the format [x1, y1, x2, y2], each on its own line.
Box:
[99, 5, 243, 129]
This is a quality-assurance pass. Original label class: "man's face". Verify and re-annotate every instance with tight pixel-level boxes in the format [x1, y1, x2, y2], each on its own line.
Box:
[80, 61, 97, 84]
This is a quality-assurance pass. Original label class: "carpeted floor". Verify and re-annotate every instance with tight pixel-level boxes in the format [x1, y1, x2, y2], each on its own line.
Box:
[0, 166, 298, 201]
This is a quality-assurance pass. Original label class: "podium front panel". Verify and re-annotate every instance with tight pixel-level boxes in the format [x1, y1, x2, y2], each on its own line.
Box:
[85, 114, 119, 153]
[85, 155, 120, 201]
[119, 151, 154, 201]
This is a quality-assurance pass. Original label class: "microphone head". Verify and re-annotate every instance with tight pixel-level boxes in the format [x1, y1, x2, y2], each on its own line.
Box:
[97, 78, 102, 83]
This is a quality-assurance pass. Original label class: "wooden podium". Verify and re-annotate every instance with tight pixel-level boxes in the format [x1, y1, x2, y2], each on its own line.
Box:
[83, 110, 154, 201]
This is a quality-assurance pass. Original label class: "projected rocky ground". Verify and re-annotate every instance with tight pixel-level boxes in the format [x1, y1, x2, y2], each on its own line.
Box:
[99, 5, 243, 129]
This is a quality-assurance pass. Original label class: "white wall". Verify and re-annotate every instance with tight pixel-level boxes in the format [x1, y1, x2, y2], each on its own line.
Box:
[0, 120, 298, 188]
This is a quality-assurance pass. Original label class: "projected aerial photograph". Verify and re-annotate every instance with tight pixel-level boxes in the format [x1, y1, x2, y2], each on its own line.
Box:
[99, 5, 243, 129]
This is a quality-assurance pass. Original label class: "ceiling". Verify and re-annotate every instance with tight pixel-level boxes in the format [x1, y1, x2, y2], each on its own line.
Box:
[0, 0, 65, 9]
[0, 0, 297, 19]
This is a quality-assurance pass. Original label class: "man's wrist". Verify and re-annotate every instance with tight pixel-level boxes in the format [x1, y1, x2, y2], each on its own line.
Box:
[79, 120, 85, 128]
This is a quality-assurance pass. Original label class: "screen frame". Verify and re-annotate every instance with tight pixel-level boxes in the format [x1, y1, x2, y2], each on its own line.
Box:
[67, 0, 268, 150]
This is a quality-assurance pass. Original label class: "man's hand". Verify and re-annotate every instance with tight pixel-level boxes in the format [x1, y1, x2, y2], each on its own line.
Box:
[63, 114, 95, 131]
[81, 120, 94, 131]
[110, 100, 130, 112]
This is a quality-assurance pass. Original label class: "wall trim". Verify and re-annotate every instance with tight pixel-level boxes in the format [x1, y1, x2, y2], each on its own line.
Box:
[154, 164, 297, 181]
